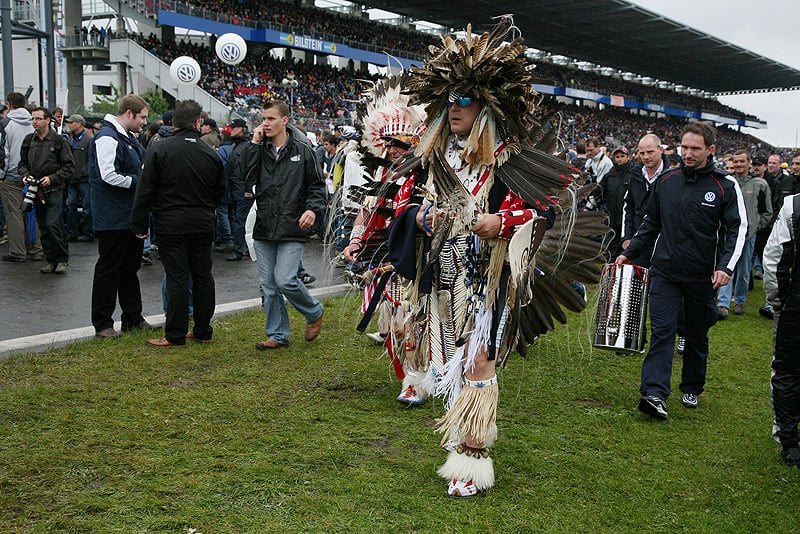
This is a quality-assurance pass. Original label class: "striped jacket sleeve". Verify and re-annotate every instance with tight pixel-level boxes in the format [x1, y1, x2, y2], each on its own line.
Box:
[717, 176, 748, 276]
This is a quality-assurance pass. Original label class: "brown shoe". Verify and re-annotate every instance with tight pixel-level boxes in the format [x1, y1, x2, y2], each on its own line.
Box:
[145, 336, 185, 348]
[186, 332, 213, 344]
[305, 312, 323, 341]
[95, 327, 120, 338]
[733, 303, 745, 315]
[255, 339, 289, 350]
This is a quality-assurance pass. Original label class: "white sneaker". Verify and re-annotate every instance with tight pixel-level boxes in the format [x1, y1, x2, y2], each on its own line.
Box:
[681, 393, 699, 408]
[447, 478, 480, 497]
[397, 385, 425, 405]
[365, 331, 386, 344]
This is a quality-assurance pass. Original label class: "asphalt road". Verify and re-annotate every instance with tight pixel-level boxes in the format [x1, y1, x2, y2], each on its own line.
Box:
[0, 237, 345, 342]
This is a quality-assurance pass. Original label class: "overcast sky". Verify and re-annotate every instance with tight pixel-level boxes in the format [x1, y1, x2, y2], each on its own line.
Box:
[628, 0, 800, 148]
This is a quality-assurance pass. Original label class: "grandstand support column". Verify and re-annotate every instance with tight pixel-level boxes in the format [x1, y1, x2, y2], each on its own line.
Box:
[64, 0, 83, 112]
[1, 0, 13, 95]
[119, 64, 128, 97]
[43, 0, 56, 108]
[161, 25, 175, 45]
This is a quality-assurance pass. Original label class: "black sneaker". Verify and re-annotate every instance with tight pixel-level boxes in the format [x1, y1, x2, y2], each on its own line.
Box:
[226, 253, 243, 261]
[638, 395, 668, 419]
[782, 447, 800, 467]
[759, 306, 775, 320]
[301, 273, 316, 285]
[141, 253, 153, 265]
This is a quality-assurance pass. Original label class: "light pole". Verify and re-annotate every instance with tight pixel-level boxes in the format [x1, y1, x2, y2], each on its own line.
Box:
[282, 73, 299, 121]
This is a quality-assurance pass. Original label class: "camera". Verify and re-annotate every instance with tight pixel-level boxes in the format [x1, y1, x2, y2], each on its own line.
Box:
[20, 177, 42, 213]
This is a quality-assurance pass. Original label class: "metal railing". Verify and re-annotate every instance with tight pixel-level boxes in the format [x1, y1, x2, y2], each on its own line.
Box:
[153, 0, 427, 62]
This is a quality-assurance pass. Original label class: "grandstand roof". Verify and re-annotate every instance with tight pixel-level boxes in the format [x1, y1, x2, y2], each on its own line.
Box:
[366, 0, 800, 94]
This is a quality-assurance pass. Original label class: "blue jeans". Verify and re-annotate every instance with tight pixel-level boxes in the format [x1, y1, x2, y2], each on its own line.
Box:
[230, 191, 254, 256]
[717, 234, 755, 307]
[215, 203, 232, 244]
[253, 239, 323, 344]
[66, 182, 93, 238]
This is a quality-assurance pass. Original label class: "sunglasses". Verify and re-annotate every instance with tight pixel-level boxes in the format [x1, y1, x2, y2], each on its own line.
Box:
[447, 96, 474, 108]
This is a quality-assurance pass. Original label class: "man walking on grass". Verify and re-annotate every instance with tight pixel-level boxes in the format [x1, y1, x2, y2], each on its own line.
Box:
[616, 122, 747, 420]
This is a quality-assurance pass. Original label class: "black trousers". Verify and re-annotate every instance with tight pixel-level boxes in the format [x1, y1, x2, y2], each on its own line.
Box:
[640, 275, 719, 400]
[158, 232, 215, 344]
[772, 293, 800, 449]
[35, 189, 69, 264]
[91, 230, 144, 331]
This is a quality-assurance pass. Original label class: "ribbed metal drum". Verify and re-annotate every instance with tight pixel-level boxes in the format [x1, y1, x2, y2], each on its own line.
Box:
[594, 263, 650, 353]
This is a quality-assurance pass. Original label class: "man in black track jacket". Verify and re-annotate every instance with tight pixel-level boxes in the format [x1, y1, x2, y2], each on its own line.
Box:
[616, 122, 748, 420]
[132, 100, 225, 347]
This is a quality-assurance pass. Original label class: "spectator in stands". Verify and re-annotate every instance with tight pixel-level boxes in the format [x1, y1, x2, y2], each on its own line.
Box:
[1, 92, 43, 263]
[88, 94, 151, 338]
[18, 107, 74, 274]
[132, 99, 225, 347]
[64, 114, 94, 242]
[716, 150, 772, 318]
[616, 122, 747, 420]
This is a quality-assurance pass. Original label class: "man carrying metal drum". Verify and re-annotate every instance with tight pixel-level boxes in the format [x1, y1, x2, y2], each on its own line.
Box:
[615, 122, 747, 420]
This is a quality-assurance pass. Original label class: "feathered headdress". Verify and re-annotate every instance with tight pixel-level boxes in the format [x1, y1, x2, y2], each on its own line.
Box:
[362, 72, 427, 158]
[406, 16, 539, 168]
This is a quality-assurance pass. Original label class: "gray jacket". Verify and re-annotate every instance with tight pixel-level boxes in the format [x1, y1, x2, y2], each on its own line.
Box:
[2, 108, 34, 182]
[733, 173, 772, 239]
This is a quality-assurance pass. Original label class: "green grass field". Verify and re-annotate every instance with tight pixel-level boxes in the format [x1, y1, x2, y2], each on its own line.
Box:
[1, 288, 797, 533]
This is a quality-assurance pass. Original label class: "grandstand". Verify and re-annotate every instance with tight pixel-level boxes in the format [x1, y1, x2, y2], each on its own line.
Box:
[1, 0, 796, 153]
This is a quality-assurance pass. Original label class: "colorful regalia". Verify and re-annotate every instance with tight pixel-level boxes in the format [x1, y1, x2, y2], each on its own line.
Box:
[357, 17, 609, 497]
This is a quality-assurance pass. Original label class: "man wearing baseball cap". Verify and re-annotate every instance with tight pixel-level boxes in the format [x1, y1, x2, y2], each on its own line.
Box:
[217, 118, 251, 261]
[64, 114, 94, 242]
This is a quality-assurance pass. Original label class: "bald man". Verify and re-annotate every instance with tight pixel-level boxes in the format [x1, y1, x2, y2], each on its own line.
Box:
[621, 134, 670, 258]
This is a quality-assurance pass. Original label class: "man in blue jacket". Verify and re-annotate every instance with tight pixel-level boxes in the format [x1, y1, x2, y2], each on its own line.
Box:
[242, 100, 327, 349]
[616, 122, 748, 419]
[88, 94, 150, 338]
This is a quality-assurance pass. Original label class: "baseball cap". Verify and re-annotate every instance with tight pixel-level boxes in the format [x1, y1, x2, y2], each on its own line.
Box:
[228, 118, 247, 129]
[65, 114, 85, 125]
[162, 110, 174, 125]
[611, 146, 628, 156]
[752, 156, 767, 166]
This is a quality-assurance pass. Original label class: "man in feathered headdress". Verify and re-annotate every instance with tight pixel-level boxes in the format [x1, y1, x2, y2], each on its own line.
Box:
[394, 17, 584, 497]
[342, 73, 429, 404]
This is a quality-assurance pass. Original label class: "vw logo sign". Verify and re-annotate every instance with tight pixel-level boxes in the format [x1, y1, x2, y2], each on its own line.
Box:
[169, 56, 201, 86]
[215, 33, 248, 65]
[704, 191, 716, 203]
[221, 43, 241, 63]
[177, 64, 196, 83]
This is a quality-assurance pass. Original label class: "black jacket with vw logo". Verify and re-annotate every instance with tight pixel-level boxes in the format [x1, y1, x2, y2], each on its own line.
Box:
[624, 158, 748, 282]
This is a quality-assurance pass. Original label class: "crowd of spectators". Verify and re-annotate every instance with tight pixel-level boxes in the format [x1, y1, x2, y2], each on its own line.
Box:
[126, 33, 774, 154]
[132, 33, 375, 128]
[542, 102, 772, 156]
[534, 62, 756, 121]
[159, 0, 437, 59]
[159, 0, 752, 120]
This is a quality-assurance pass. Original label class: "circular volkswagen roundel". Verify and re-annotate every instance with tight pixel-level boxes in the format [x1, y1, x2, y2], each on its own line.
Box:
[215, 33, 247, 66]
[169, 56, 202, 86]
[704, 191, 716, 203]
